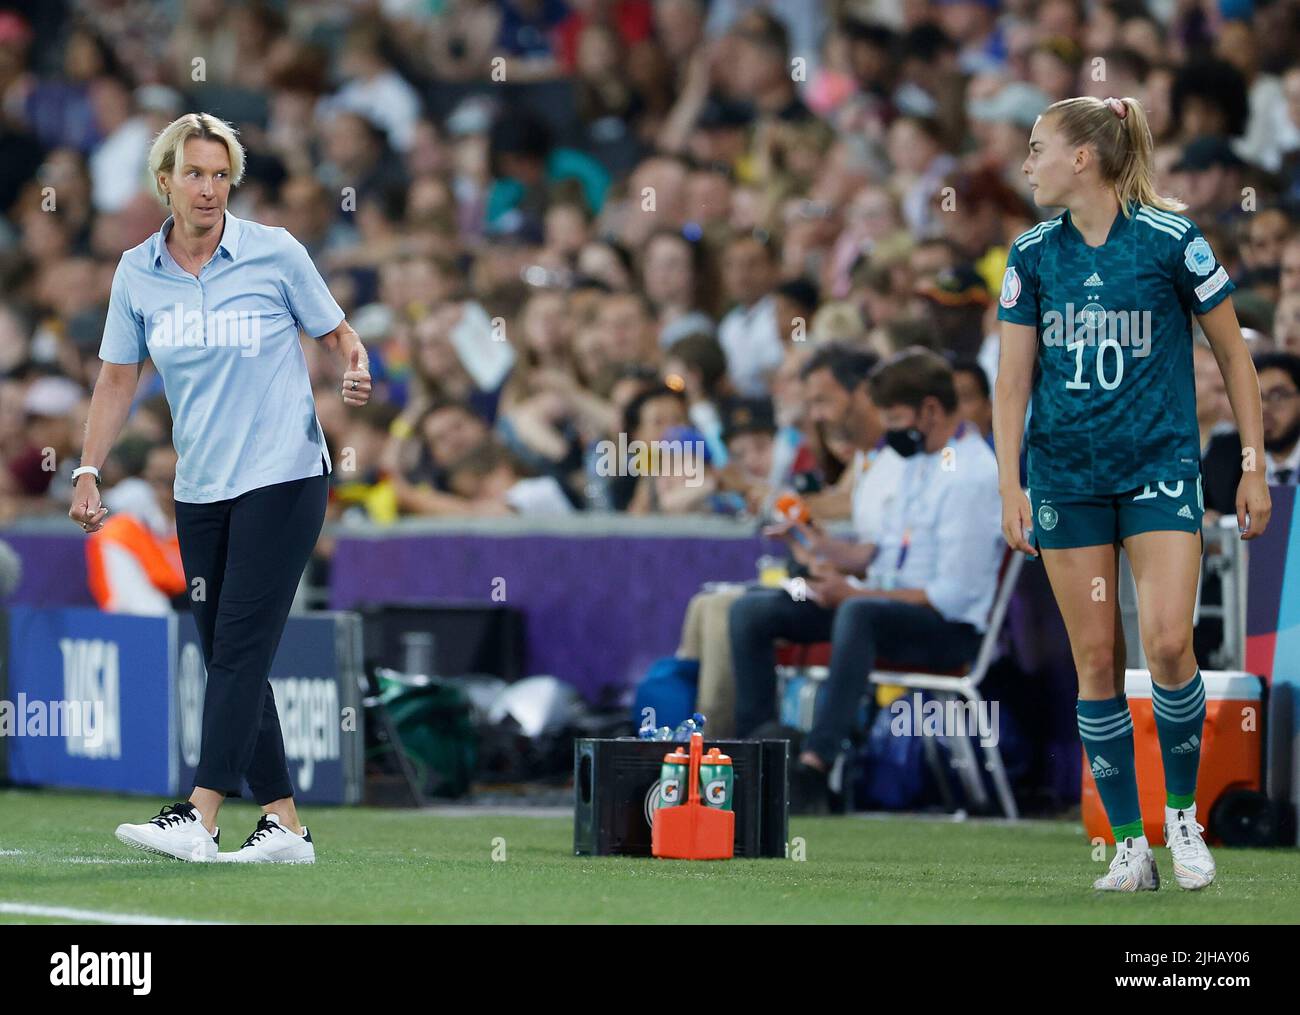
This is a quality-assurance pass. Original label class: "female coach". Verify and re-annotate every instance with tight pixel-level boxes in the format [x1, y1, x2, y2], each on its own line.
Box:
[994, 95, 1270, 892]
[69, 113, 371, 863]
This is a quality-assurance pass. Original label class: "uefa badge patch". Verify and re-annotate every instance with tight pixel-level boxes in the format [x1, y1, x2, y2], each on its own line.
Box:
[999, 266, 1021, 308]
[1037, 503, 1059, 531]
[1184, 236, 1215, 277]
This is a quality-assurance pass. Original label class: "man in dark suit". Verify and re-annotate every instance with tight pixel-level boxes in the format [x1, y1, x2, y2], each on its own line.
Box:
[1202, 351, 1300, 515]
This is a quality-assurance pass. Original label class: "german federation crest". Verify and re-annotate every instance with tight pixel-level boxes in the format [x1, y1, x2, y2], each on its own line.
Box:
[1037, 503, 1059, 531]
[1076, 301, 1107, 329]
[1184, 236, 1215, 276]
[999, 266, 1021, 308]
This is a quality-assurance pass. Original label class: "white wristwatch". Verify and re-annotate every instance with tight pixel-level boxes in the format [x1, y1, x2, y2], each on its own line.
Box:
[71, 465, 102, 487]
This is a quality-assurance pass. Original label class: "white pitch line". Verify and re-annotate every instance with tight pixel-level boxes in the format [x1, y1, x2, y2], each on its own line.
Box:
[0, 902, 227, 926]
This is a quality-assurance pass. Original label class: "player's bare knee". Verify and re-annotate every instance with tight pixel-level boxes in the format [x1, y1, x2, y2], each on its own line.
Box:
[1074, 644, 1117, 697]
[1143, 627, 1192, 675]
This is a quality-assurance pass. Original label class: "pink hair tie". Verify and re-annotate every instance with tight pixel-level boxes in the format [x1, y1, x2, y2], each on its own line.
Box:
[1104, 96, 1128, 119]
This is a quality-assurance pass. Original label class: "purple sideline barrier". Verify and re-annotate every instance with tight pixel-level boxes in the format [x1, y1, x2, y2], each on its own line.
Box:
[0, 522, 764, 704]
[4, 521, 1088, 803]
[1, 532, 95, 608]
[328, 528, 764, 703]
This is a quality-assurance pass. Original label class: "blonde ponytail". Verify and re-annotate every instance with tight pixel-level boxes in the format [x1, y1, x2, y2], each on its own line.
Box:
[1045, 95, 1185, 215]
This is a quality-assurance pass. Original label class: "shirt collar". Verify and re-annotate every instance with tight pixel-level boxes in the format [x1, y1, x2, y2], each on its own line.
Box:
[1062, 200, 1136, 246]
[1267, 441, 1300, 476]
[151, 209, 242, 269]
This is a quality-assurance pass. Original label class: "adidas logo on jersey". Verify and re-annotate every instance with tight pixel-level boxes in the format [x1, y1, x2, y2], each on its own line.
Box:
[1171, 734, 1200, 755]
[1084, 272, 1104, 286]
[1091, 755, 1120, 779]
[1178, 505, 1194, 519]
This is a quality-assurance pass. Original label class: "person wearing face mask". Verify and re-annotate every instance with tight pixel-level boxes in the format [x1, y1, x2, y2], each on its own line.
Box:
[787, 348, 1003, 811]
[730, 346, 1002, 812]
[727, 344, 906, 753]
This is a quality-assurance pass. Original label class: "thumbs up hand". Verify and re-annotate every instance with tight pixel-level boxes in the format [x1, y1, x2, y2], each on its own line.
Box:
[342, 342, 372, 407]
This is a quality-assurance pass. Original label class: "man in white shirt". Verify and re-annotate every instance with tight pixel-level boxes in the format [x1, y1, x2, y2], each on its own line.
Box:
[89, 75, 151, 213]
[728, 344, 907, 749]
[717, 232, 785, 397]
[733, 347, 1003, 810]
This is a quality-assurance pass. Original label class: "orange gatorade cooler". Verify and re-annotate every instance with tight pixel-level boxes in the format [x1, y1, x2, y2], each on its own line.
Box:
[1082, 670, 1263, 845]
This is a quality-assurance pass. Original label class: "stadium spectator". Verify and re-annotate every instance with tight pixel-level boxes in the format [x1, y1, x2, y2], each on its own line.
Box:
[727, 9, 814, 125]
[87, 73, 151, 213]
[1170, 136, 1250, 228]
[446, 437, 574, 515]
[1203, 351, 1300, 514]
[616, 382, 689, 512]
[1194, 342, 1234, 454]
[2, 375, 85, 514]
[326, 22, 424, 155]
[662, 331, 730, 459]
[952, 359, 994, 443]
[641, 228, 714, 347]
[387, 398, 497, 517]
[717, 231, 783, 397]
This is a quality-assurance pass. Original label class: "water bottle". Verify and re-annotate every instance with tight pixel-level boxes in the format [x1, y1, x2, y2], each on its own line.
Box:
[672, 718, 699, 742]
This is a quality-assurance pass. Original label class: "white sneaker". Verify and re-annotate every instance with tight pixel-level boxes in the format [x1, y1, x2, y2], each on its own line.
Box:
[1094, 836, 1160, 892]
[115, 802, 219, 862]
[1166, 810, 1216, 890]
[216, 812, 315, 864]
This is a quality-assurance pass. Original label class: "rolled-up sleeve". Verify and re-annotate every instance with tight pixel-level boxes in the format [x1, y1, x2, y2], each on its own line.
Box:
[922, 472, 1003, 629]
[279, 234, 344, 339]
[99, 262, 148, 364]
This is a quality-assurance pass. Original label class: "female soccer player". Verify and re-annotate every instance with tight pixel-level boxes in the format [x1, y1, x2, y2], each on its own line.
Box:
[994, 95, 1271, 891]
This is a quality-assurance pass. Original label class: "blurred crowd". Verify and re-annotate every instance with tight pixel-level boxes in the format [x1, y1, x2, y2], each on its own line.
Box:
[3, 0, 1300, 539]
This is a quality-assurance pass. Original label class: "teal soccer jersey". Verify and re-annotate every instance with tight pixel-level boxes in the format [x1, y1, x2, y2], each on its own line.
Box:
[996, 202, 1235, 494]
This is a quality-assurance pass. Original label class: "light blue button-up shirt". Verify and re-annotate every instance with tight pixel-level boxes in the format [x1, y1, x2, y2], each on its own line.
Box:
[865, 426, 1005, 632]
[100, 211, 344, 503]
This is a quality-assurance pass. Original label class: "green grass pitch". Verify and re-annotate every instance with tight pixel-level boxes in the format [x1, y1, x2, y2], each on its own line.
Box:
[1, 788, 1297, 924]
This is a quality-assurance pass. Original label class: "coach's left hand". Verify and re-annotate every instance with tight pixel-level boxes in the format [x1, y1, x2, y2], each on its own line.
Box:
[342, 345, 372, 407]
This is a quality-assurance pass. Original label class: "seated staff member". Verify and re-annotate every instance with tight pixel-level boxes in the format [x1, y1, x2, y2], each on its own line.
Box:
[737, 348, 1003, 811]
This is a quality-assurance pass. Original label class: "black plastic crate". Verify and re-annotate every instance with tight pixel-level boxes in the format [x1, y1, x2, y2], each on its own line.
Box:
[573, 737, 789, 858]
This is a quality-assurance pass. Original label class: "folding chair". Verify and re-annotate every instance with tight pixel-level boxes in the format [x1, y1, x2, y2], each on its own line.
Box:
[774, 549, 1025, 817]
[866, 548, 1025, 818]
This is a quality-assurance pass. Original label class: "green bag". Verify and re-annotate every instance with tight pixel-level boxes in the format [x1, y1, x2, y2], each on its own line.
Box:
[372, 672, 478, 799]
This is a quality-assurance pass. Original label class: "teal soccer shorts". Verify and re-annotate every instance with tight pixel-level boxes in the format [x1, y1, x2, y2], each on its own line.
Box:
[1027, 477, 1204, 549]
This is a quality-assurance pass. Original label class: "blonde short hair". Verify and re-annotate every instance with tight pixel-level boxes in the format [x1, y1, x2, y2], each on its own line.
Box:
[147, 112, 246, 205]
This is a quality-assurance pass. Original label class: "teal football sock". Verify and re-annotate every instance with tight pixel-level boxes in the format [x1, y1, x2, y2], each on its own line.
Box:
[1078, 695, 1144, 841]
[1151, 669, 1206, 810]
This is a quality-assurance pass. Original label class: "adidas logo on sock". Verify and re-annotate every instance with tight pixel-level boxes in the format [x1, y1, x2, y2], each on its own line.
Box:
[1091, 755, 1120, 778]
[1171, 734, 1200, 754]
[1178, 505, 1194, 519]
[1084, 272, 1104, 286]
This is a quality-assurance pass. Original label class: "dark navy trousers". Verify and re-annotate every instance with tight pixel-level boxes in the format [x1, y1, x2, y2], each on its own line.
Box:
[174, 472, 328, 805]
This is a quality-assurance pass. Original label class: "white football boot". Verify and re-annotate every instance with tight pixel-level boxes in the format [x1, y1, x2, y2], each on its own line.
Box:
[217, 812, 315, 864]
[115, 802, 220, 861]
[1165, 809, 1216, 890]
[1094, 836, 1160, 892]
